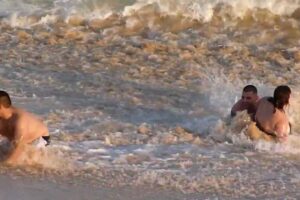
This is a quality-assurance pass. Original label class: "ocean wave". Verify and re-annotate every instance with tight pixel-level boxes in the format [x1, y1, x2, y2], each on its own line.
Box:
[0, 0, 300, 28]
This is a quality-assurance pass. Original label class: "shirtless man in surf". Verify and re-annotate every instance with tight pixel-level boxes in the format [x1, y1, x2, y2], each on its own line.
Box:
[248, 85, 291, 142]
[231, 85, 259, 120]
[0, 91, 50, 164]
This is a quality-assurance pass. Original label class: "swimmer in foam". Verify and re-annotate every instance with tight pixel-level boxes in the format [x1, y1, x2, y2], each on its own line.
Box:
[0, 91, 50, 164]
[231, 85, 259, 120]
[247, 85, 291, 143]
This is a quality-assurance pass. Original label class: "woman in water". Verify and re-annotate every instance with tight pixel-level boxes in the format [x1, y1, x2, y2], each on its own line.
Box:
[248, 85, 291, 142]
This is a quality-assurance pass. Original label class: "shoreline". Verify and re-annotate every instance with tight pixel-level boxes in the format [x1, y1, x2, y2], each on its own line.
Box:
[0, 173, 200, 200]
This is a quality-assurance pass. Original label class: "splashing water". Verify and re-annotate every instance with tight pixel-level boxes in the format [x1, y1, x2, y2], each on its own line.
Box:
[0, 0, 299, 27]
[0, 0, 300, 197]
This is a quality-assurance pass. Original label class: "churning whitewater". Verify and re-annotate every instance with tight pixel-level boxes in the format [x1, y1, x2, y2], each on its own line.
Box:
[0, 0, 300, 198]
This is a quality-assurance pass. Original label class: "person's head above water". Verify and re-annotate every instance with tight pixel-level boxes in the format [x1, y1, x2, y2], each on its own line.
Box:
[0, 90, 13, 119]
[241, 85, 258, 105]
[230, 85, 259, 118]
[273, 85, 291, 110]
[0, 90, 11, 108]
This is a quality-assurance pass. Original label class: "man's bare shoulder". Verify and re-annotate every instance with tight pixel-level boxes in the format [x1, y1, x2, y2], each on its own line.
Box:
[258, 96, 269, 102]
[14, 108, 41, 119]
[257, 97, 273, 107]
[13, 108, 45, 128]
[13, 108, 49, 139]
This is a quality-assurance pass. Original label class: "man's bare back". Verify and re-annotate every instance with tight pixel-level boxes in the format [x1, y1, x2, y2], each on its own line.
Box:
[255, 97, 290, 142]
[0, 108, 49, 143]
[0, 91, 49, 164]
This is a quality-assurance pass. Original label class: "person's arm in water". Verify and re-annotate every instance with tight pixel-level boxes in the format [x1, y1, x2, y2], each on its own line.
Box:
[274, 121, 289, 143]
[248, 100, 259, 121]
[5, 122, 26, 164]
[231, 100, 242, 117]
[6, 141, 26, 164]
[0, 120, 9, 140]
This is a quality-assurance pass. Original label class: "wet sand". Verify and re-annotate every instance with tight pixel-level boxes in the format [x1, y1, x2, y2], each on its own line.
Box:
[0, 174, 201, 200]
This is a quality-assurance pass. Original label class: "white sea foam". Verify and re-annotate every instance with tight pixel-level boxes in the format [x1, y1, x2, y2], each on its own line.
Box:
[0, 0, 300, 27]
[0, 3, 299, 195]
[255, 134, 300, 154]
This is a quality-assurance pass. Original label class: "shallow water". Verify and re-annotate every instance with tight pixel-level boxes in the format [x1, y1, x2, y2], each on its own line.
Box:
[0, 0, 300, 198]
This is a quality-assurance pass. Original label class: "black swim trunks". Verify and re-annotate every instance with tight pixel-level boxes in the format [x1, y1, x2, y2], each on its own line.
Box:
[42, 136, 50, 146]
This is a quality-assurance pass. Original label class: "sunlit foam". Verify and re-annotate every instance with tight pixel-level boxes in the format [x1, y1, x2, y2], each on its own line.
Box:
[201, 68, 270, 117]
[254, 134, 300, 154]
[0, 138, 73, 170]
[1, 0, 300, 28]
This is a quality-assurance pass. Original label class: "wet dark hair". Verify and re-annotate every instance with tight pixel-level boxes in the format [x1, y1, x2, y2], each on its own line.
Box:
[268, 85, 291, 110]
[0, 90, 11, 108]
[243, 85, 257, 94]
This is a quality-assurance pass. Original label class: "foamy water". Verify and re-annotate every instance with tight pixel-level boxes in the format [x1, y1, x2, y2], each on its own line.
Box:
[0, 0, 300, 198]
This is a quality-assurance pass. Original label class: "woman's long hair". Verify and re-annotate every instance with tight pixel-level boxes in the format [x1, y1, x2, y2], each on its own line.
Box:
[268, 85, 291, 111]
